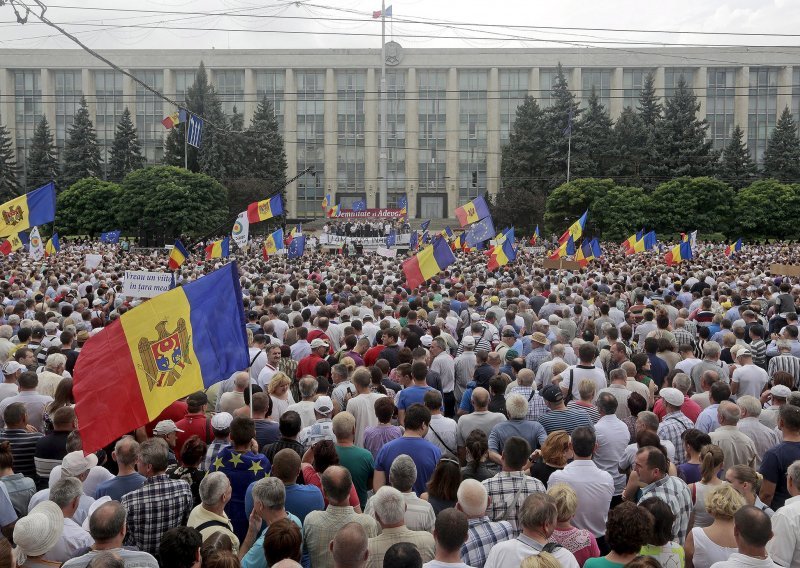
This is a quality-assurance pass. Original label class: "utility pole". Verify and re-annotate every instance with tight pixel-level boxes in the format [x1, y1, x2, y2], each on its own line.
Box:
[378, 0, 388, 209]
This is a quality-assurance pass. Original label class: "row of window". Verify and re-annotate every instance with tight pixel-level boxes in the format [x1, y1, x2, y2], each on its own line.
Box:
[9, 66, 800, 210]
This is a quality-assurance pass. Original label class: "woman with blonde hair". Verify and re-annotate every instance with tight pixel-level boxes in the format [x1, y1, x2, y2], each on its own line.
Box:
[684, 484, 744, 568]
[340, 356, 356, 375]
[520, 551, 562, 568]
[547, 484, 600, 566]
[530, 430, 571, 486]
[725, 464, 774, 517]
[688, 445, 725, 529]
[565, 380, 600, 423]
[267, 372, 295, 420]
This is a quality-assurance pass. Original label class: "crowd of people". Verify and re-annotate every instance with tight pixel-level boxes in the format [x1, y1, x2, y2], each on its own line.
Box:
[0, 238, 800, 567]
[322, 218, 410, 238]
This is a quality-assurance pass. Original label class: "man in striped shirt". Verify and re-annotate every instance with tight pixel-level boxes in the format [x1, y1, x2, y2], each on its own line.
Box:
[768, 340, 800, 389]
[0, 402, 42, 482]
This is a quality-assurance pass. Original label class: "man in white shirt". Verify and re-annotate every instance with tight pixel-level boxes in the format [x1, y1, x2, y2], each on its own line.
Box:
[562, 343, 606, 402]
[345, 368, 386, 447]
[767, 460, 800, 567]
[44, 477, 94, 563]
[548, 426, 614, 549]
[256, 344, 282, 390]
[423, 509, 471, 568]
[424, 391, 457, 460]
[430, 337, 456, 417]
[731, 350, 769, 399]
[0, 361, 22, 402]
[710, 505, 781, 568]
[285, 377, 319, 430]
[248, 334, 269, 383]
[483, 493, 579, 568]
[736, 396, 780, 467]
[593, 392, 630, 506]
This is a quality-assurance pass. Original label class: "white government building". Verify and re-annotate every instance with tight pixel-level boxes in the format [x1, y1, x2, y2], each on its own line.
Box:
[2, 46, 800, 219]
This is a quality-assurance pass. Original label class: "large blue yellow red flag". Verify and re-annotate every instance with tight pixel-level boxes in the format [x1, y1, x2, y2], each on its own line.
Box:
[322, 194, 331, 211]
[73, 262, 249, 453]
[246, 195, 284, 224]
[402, 236, 456, 290]
[205, 237, 230, 260]
[0, 233, 23, 255]
[558, 210, 587, 244]
[263, 228, 285, 258]
[0, 182, 56, 237]
[454, 195, 491, 227]
[549, 235, 576, 259]
[488, 228, 517, 271]
[44, 233, 60, 257]
[724, 238, 743, 257]
[665, 241, 693, 266]
[168, 240, 189, 270]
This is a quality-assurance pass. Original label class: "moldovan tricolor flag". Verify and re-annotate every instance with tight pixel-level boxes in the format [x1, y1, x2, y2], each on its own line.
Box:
[0, 233, 23, 255]
[168, 240, 189, 270]
[44, 233, 60, 257]
[205, 237, 230, 260]
[724, 238, 743, 257]
[0, 182, 56, 237]
[665, 241, 693, 266]
[73, 263, 249, 453]
[454, 195, 490, 227]
[247, 195, 284, 224]
[402, 236, 456, 290]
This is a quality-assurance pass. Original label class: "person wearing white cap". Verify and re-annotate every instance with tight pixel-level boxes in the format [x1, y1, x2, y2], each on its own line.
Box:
[28, 450, 98, 527]
[731, 349, 770, 399]
[43, 477, 94, 563]
[299, 396, 336, 451]
[152, 420, 184, 465]
[13, 500, 63, 565]
[204, 412, 233, 472]
[296, 338, 330, 379]
[0, 361, 22, 402]
[657, 388, 695, 465]
[760, 384, 792, 430]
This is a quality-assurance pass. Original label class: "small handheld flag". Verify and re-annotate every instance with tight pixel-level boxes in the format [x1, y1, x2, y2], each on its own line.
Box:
[168, 240, 189, 270]
[29, 227, 44, 261]
[100, 230, 121, 244]
[529, 225, 540, 246]
[724, 238, 743, 257]
[44, 233, 60, 257]
[263, 228, 285, 258]
[288, 235, 306, 259]
[231, 212, 249, 250]
[204, 237, 230, 261]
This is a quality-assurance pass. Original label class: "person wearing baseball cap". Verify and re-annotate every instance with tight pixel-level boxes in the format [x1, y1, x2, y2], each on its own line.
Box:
[537, 384, 593, 435]
[203, 412, 234, 471]
[296, 338, 330, 379]
[0, 361, 23, 400]
[731, 349, 770, 399]
[298, 396, 336, 450]
[760, 384, 792, 430]
[152, 420, 184, 465]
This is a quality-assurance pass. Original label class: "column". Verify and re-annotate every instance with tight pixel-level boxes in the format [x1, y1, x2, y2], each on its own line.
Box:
[40, 69, 55, 130]
[445, 67, 459, 213]
[695, 67, 708, 121]
[486, 67, 500, 199]
[610, 67, 623, 119]
[123, 71, 136, 118]
[654, 67, 665, 101]
[778, 66, 793, 114]
[571, 68, 582, 105]
[82, 69, 96, 119]
[529, 67, 539, 100]
[364, 68, 378, 208]
[735, 67, 749, 141]
[163, 69, 175, 105]
[0, 69, 15, 155]
[244, 69, 256, 124]
[324, 69, 338, 204]
[283, 69, 298, 218]
[405, 68, 419, 218]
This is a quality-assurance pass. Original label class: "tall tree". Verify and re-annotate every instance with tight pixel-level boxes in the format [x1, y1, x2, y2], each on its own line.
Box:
[636, 72, 662, 127]
[244, 98, 287, 193]
[636, 72, 663, 187]
[26, 115, 58, 191]
[61, 97, 102, 189]
[574, 89, 614, 177]
[718, 125, 757, 189]
[496, 96, 549, 231]
[108, 107, 145, 182]
[223, 105, 248, 181]
[163, 62, 215, 172]
[0, 113, 19, 201]
[652, 78, 716, 180]
[609, 107, 647, 187]
[197, 95, 233, 180]
[542, 63, 582, 190]
[762, 106, 800, 182]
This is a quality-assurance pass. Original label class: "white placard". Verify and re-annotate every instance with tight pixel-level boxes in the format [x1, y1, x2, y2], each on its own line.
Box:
[376, 247, 397, 258]
[123, 270, 174, 298]
[85, 254, 103, 269]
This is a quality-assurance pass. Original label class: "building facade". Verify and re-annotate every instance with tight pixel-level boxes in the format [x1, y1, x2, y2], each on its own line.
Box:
[2, 46, 799, 218]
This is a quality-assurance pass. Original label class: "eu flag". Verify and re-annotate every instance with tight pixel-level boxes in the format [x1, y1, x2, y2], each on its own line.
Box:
[386, 231, 397, 248]
[288, 236, 306, 259]
[100, 230, 121, 244]
[465, 217, 495, 248]
[352, 199, 367, 212]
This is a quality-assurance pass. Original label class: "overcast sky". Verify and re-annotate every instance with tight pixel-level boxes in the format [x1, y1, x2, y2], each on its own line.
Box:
[1, 0, 798, 52]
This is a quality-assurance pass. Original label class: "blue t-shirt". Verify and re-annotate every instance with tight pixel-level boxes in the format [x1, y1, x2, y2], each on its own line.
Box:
[215, 447, 271, 541]
[241, 512, 303, 568]
[760, 441, 800, 509]
[395, 385, 433, 410]
[93, 472, 147, 501]
[245, 481, 324, 524]
[375, 436, 441, 495]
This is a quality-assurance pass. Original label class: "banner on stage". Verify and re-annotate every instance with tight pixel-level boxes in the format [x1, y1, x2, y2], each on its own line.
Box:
[320, 233, 411, 247]
[334, 208, 405, 219]
[123, 270, 175, 298]
[376, 247, 397, 258]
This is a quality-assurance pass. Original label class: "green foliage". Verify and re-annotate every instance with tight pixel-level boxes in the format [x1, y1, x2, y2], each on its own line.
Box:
[544, 178, 616, 234]
[26, 115, 58, 191]
[636, 72, 662, 127]
[116, 166, 229, 237]
[762, 107, 800, 182]
[0, 113, 19, 201]
[542, 64, 582, 190]
[574, 90, 614, 178]
[56, 178, 122, 235]
[778, 185, 800, 238]
[108, 108, 145, 182]
[242, 99, 288, 193]
[496, 96, 548, 231]
[609, 107, 647, 187]
[733, 179, 789, 239]
[592, 186, 651, 241]
[649, 177, 733, 234]
[61, 97, 102, 189]
[719, 125, 757, 189]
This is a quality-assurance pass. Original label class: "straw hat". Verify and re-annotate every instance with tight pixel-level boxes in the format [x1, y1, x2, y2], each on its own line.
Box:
[14, 501, 63, 558]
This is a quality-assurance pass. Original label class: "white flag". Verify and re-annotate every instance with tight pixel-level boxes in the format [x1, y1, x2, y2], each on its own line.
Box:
[29, 227, 44, 261]
[231, 211, 249, 250]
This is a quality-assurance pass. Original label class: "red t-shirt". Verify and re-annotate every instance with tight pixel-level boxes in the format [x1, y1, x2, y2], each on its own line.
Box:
[174, 412, 212, 462]
[654, 395, 702, 423]
[363, 345, 385, 367]
[297, 353, 324, 379]
[301, 463, 359, 508]
[145, 400, 188, 437]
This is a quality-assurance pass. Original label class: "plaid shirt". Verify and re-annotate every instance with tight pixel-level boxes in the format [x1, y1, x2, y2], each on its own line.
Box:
[525, 348, 551, 375]
[673, 327, 695, 348]
[508, 386, 549, 421]
[121, 474, 193, 555]
[461, 516, 515, 567]
[482, 471, 545, 527]
[657, 411, 694, 465]
[638, 475, 693, 544]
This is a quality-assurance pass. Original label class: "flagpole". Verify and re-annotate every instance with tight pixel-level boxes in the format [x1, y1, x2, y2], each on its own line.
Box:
[566, 129, 572, 183]
[183, 111, 188, 171]
[378, 0, 388, 209]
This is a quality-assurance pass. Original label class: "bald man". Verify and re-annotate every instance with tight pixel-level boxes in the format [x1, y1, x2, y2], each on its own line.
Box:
[331, 522, 369, 568]
[458, 479, 513, 568]
[455, 387, 507, 464]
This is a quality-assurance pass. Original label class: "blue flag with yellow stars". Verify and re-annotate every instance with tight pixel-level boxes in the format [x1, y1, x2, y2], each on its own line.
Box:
[215, 445, 271, 540]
